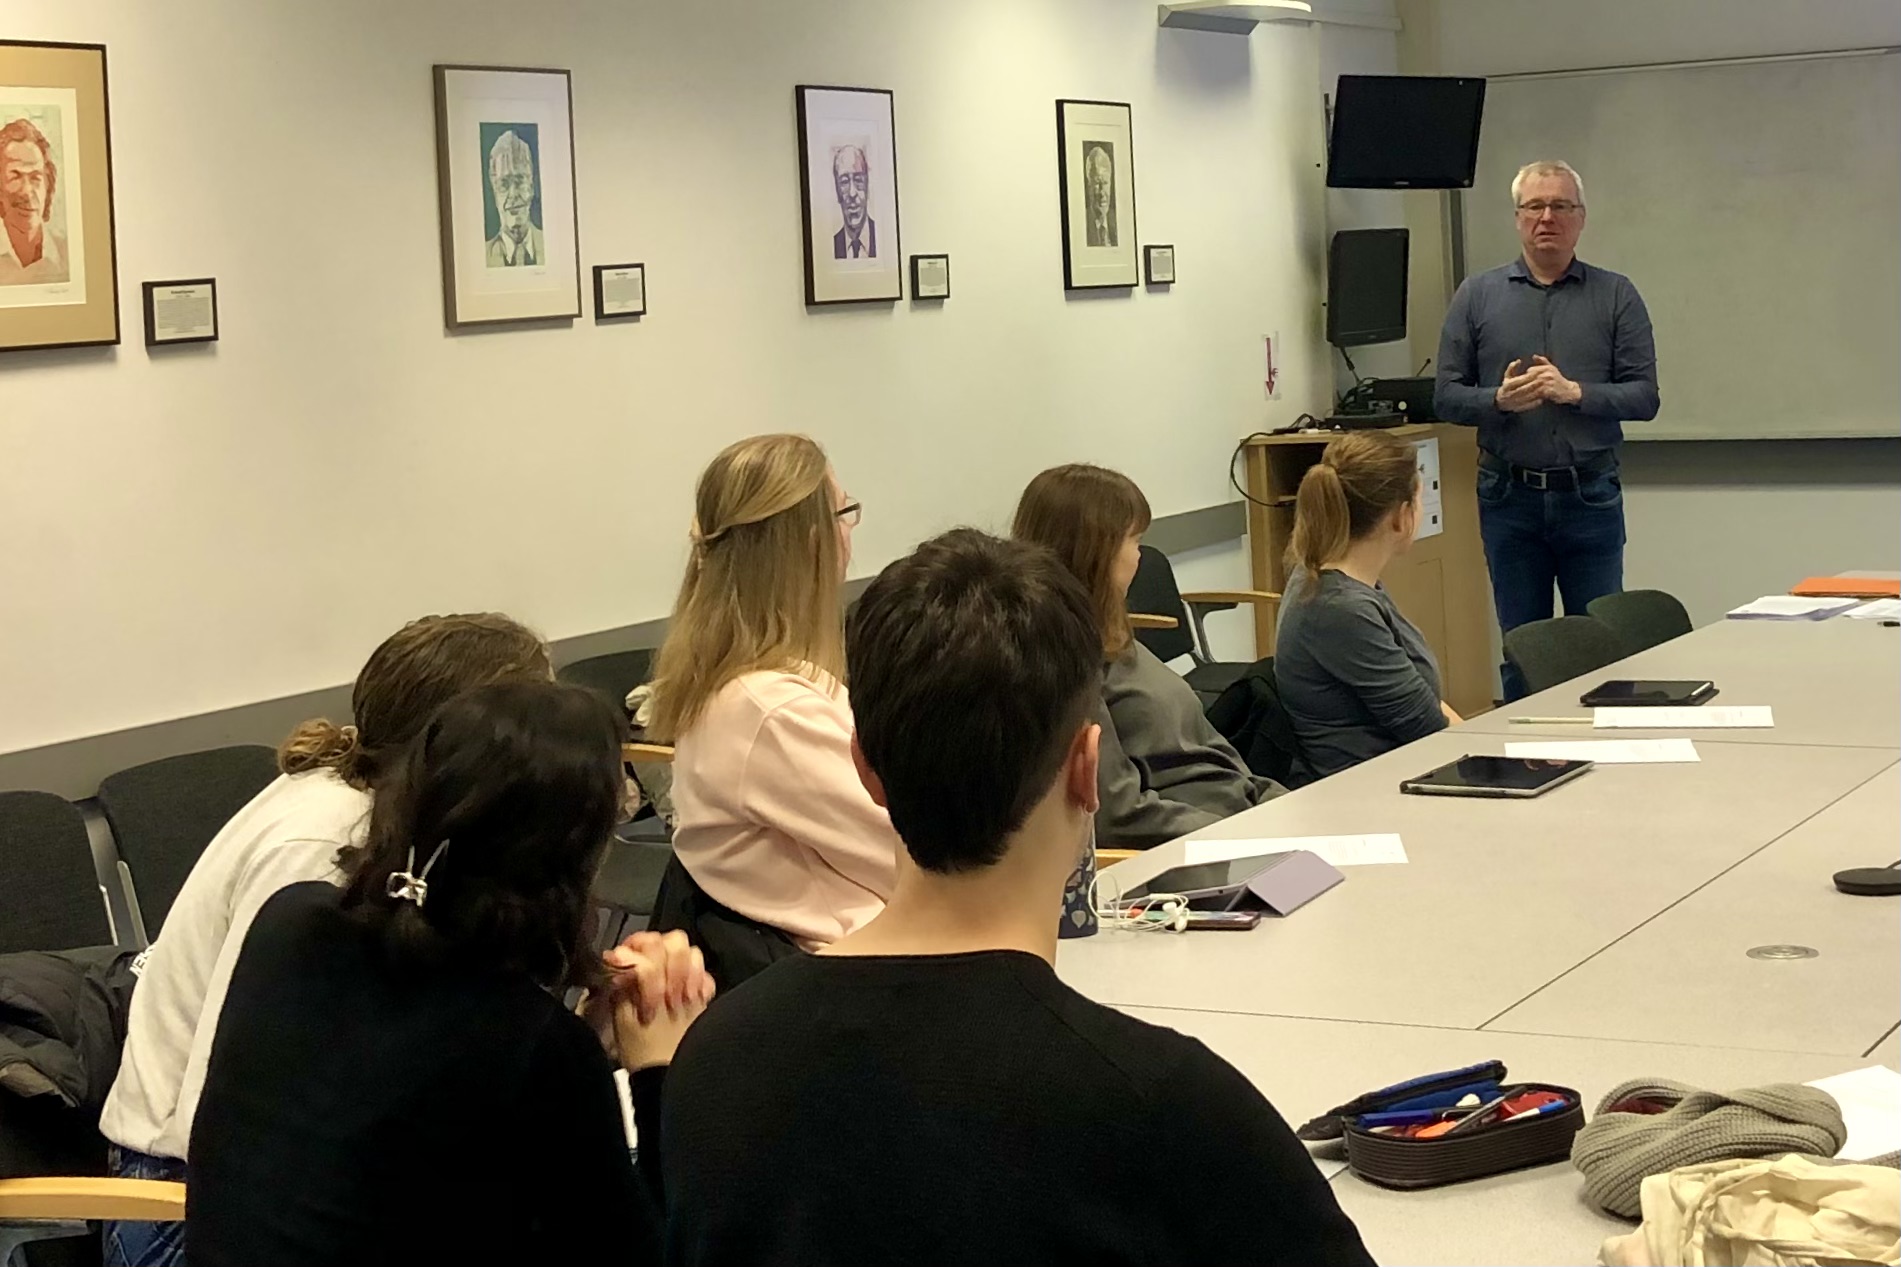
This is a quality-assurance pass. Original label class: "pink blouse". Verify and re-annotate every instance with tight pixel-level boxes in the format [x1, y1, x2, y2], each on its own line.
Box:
[670, 669, 901, 949]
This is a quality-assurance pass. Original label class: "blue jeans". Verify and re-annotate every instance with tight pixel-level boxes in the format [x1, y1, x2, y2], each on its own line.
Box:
[103, 1147, 188, 1267]
[1477, 454, 1626, 700]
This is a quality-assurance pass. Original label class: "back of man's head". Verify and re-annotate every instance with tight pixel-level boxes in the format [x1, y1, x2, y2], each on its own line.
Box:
[847, 529, 1099, 873]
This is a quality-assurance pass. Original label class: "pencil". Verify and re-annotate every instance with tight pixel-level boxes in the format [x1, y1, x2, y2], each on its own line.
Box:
[1509, 716, 1595, 725]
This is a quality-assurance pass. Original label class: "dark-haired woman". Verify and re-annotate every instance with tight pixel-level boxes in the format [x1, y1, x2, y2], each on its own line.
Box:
[103, 613, 553, 1267]
[185, 681, 713, 1267]
[1275, 430, 1460, 779]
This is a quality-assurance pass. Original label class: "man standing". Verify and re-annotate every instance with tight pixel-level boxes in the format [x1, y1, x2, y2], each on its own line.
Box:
[0, 117, 69, 285]
[831, 145, 876, 260]
[484, 129, 543, 268]
[1435, 159, 1660, 698]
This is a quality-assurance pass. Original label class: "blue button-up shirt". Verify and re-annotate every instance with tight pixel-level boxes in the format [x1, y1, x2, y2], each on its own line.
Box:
[1434, 257, 1660, 469]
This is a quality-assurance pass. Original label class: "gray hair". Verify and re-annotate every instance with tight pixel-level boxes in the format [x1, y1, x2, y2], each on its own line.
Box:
[488, 130, 533, 183]
[1511, 160, 1584, 207]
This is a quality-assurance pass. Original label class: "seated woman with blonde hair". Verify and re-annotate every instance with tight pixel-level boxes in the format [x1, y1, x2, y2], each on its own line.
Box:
[647, 433, 900, 961]
[1014, 465, 1282, 848]
[1275, 429, 1460, 779]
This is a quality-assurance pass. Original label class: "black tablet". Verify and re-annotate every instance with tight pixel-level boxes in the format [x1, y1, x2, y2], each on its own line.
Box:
[1400, 755, 1593, 799]
[1579, 679, 1717, 707]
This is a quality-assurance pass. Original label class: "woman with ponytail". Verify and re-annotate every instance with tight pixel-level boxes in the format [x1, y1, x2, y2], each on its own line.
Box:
[1275, 431, 1460, 779]
[647, 434, 900, 956]
[102, 614, 552, 1267]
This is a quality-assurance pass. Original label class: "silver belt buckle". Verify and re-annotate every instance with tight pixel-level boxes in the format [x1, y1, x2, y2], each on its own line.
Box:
[1523, 467, 1549, 490]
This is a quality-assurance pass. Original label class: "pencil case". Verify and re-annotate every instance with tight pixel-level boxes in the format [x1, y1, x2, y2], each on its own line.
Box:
[1342, 1081, 1585, 1190]
[1296, 1060, 1509, 1142]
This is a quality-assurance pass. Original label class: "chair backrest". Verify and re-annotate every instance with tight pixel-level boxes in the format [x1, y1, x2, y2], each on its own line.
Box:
[1586, 589, 1694, 654]
[96, 745, 280, 940]
[1125, 545, 1194, 663]
[647, 854, 801, 992]
[0, 792, 111, 955]
[1503, 616, 1630, 696]
[557, 648, 657, 719]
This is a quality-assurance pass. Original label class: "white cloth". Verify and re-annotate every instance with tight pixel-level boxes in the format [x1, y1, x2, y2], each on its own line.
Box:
[0, 226, 69, 284]
[1599, 1154, 1901, 1266]
[98, 770, 371, 1161]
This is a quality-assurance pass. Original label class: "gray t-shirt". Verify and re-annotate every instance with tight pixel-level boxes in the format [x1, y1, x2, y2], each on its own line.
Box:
[1095, 640, 1283, 848]
[1274, 569, 1447, 778]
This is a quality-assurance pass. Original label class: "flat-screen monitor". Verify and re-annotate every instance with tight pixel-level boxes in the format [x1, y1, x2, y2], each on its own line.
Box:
[1327, 75, 1486, 189]
[1327, 228, 1409, 348]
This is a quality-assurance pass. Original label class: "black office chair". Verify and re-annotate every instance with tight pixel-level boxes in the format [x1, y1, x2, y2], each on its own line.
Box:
[557, 648, 658, 720]
[1586, 589, 1693, 654]
[1502, 616, 1629, 696]
[1125, 545, 1282, 708]
[0, 792, 112, 955]
[96, 745, 280, 943]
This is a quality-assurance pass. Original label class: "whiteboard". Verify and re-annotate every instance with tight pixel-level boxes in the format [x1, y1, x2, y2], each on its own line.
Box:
[1462, 50, 1901, 441]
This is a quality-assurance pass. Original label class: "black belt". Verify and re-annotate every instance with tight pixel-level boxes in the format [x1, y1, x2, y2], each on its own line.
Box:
[1481, 451, 1615, 492]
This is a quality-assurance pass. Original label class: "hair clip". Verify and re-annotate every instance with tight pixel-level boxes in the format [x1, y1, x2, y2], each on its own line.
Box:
[386, 839, 451, 908]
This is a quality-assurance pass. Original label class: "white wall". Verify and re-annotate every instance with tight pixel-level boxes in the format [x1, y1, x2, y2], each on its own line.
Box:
[0, 0, 1342, 755]
[1424, 0, 1901, 624]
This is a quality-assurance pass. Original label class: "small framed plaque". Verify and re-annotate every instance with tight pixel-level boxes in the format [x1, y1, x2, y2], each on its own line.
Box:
[910, 253, 949, 300]
[593, 262, 646, 319]
[1144, 244, 1175, 286]
[141, 278, 218, 346]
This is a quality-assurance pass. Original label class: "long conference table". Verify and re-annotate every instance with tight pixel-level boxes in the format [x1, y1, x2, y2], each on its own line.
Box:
[1057, 615, 1901, 1266]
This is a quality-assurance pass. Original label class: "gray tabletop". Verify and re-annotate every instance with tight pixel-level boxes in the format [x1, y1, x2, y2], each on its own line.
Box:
[1055, 617, 1901, 1265]
[1459, 618, 1901, 750]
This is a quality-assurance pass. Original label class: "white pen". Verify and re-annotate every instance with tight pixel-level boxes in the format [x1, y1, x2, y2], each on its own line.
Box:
[1509, 716, 1595, 725]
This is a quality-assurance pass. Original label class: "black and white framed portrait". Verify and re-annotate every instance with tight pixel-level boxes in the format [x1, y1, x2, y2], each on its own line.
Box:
[433, 65, 581, 328]
[795, 85, 902, 306]
[1055, 99, 1137, 290]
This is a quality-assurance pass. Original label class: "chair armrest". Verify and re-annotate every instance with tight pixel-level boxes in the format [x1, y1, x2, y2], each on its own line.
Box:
[1095, 848, 1143, 865]
[1180, 590, 1282, 608]
[623, 742, 676, 764]
[0, 1177, 187, 1222]
[1128, 613, 1180, 630]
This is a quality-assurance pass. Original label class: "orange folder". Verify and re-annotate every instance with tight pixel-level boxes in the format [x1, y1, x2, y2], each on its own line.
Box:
[1789, 576, 1901, 599]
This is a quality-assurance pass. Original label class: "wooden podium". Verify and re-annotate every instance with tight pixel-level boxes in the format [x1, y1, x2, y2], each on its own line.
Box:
[1240, 425, 1495, 717]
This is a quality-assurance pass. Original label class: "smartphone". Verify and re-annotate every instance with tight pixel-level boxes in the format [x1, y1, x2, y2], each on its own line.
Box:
[1185, 910, 1262, 931]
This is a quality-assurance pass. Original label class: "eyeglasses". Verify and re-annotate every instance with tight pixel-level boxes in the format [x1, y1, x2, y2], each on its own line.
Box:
[835, 501, 862, 528]
[1516, 200, 1583, 217]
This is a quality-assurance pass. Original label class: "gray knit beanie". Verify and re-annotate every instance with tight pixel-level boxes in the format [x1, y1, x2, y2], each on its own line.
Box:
[1571, 1079, 1847, 1217]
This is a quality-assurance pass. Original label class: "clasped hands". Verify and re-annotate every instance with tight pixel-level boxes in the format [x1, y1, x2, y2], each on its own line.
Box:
[1495, 355, 1583, 412]
[579, 929, 718, 1073]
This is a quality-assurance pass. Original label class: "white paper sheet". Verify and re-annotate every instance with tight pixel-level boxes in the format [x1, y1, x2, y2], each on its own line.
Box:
[1181, 834, 1408, 868]
[1505, 739, 1701, 764]
[1726, 596, 1860, 619]
[1805, 1065, 1901, 1162]
[1845, 598, 1901, 620]
[1594, 706, 1774, 729]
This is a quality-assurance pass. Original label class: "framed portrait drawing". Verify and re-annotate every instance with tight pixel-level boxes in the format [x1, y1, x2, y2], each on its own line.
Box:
[0, 40, 118, 352]
[795, 85, 902, 306]
[433, 65, 581, 328]
[1055, 99, 1137, 290]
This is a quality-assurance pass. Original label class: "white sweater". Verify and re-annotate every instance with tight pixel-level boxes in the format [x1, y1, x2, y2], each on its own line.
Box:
[99, 769, 371, 1161]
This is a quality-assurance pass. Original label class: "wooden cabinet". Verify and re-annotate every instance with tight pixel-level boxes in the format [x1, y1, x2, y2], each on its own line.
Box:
[1241, 425, 1496, 717]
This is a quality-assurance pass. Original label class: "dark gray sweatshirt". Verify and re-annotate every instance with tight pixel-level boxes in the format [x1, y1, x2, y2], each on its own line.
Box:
[1274, 568, 1446, 778]
[1095, 641, 1283, 848]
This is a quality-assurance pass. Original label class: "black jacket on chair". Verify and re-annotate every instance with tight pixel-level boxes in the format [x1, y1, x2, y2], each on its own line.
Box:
[647, 855, 802, 994]
[1204, 660, 1311, 790]
[0, 945, 139, 1180]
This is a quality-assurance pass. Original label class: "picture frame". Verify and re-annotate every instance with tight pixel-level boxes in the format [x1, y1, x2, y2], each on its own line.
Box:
[142, 278, 217, 346]
[1144, 244, 1176, 285]
[1055, 99, 1137, 290]
[593, 262, 646, 319]
[910, 253, 950, 300]
[795, 85, 902, 306]
[0, 39, 118, 352]
[432, 64, 581, 329]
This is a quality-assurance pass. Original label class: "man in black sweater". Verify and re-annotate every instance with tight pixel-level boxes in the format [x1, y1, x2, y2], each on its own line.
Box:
[661, 529, 1375, 1267]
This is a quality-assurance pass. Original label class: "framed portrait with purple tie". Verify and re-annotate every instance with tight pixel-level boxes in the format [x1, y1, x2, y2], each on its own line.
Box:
[795, 85, 902, 306]
[1056, 99, 1138, 291]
